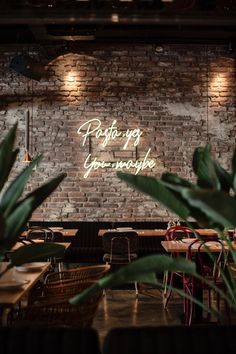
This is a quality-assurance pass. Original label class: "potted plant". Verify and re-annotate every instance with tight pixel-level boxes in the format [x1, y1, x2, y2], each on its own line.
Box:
[0, 123, 66, 277]
[70, 145, 236, 321]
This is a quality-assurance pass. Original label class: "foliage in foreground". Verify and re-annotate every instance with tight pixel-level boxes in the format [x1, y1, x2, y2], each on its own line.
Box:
[71, 145, 236, 319]
[0, 124, 66, 273]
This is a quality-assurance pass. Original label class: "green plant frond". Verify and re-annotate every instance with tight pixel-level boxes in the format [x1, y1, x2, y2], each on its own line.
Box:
[213, 160, 232, 192]
[224, 266, 236, 306]
[219, 267, 236, 305]
[198, 236, 236, 304]
[232, 148, 236, 192]
[218, 230, 236, 264]
[70, 254, 197, 305]
[116, 254, 197, 277]
[0, 125, 67, 277]
[181, 189, 236, 228]
[218, 232, 236, 300]
[0, 155, 42, 218]
[0, 212, 6, 241]
[2, 173, 66, 252]
[161, 181, 222, 229]
[192, 145, 221, 190]
[194, 272, 236, 310]
[161, 173, 195, 188]
[0, 124, 18, 192]
[117, 172, 190, 220]
[70, 282, 101, 305]
[70, 271, 222, 320]
[171, 283, 221, 319]
[1, 197, 34, 251]
[13, 173, 67, 213]
[232, 148, 236, 176]
[233, 175, 236, 194]
[10, 243, 65, 266]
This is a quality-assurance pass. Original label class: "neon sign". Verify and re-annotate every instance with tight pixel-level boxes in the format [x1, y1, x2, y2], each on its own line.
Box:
[77, 119, 156, 178]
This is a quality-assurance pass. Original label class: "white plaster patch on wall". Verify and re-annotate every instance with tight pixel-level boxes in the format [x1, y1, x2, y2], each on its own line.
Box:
[162, 102, 206, 122]
[62, 203, 77, 214]
[208, 113, 232, 140]
[5, 107, 24, 126]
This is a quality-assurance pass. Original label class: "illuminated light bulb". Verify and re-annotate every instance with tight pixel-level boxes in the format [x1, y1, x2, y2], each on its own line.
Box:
[111, 14, 119, 23]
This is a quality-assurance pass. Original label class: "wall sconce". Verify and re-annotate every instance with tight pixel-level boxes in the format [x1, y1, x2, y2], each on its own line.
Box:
[22, 110, 32, 163]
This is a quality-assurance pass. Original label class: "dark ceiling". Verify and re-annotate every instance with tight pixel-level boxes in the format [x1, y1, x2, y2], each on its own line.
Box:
[1, 0, 236, 44]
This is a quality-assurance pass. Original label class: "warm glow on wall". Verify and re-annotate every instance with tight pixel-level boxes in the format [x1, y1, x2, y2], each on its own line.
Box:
[210, 72, 228, 89]
[46, 53, 100, 104]
[66, 71, 76, 82]
[209, 71, 230, 103]
[64, 70, 78, 90]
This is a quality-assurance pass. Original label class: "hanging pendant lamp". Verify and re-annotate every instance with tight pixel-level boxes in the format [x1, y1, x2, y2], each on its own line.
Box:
[22, 109, 32, 163]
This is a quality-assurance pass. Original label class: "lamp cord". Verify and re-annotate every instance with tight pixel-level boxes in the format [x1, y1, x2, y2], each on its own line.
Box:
[206, 45, 209, 144]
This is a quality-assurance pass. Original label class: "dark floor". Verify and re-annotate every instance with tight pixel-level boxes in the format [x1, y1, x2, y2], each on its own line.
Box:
[92, 286, 183, 345]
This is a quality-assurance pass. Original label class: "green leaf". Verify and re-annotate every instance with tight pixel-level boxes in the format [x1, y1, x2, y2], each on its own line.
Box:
[0, 155, 42, 217]
[2, 173, 66, 251]
[232, 148, 236, 176]
[0, 213, 6, 260]
[192, 145, 220, 189]
[119, 255, 196, 279]
[10, 243, 65, 266]
[0, 124, 18, 192]
[181, 189, 236, 228]
[161, 173, 194, 188]
[1, 197, 34, 251]
[132, 273, 158, 284]
[0, 212, 6, 242]
[70, 255, 196, 304]
[70, 282, 101, 305]
[15, 173, 67, 212]
[232, 148, 236, 192]
[161, 182, 224, 229]
[117, 172, 190, 220]
[213, 160, 232, 192]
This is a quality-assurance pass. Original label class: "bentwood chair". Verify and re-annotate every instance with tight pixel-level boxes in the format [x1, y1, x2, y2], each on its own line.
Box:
[10, 281, 102, 328]
[26, 227, 55, 242]
[27, 226, 67, 271]
[183, 238, 228, 325]
[44, 264, 111, 285]
[163, 226, 195, 308]
[28, 264, 110, 305]
[102, 231, 139, 295]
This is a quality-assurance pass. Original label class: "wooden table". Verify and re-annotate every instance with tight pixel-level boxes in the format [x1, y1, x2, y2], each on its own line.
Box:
[98, 228, 219, 237]
[12, 240, 71, 251]
[0, 262, 50, 307]
[21, 228, 78, 238]
[161, 239, 233, 253]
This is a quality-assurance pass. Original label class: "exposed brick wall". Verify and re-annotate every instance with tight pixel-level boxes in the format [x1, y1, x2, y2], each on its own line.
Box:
[0, 44, 235, 221]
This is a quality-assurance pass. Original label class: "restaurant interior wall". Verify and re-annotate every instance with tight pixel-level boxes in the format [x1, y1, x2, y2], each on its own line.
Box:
[0, 43, 235, 222]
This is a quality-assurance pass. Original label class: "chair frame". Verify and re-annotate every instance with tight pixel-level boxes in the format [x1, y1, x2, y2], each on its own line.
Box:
[102, 231, 139, 296]
[27, 227, 55, 242]
[184, 238, 228, 325]
[163, 226, 194, 308]
[44, 264, 111, 285]
[10, 281, 102, 328]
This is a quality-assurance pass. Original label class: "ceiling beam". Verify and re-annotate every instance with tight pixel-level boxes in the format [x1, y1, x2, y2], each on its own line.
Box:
[0, 10, 236, 26]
